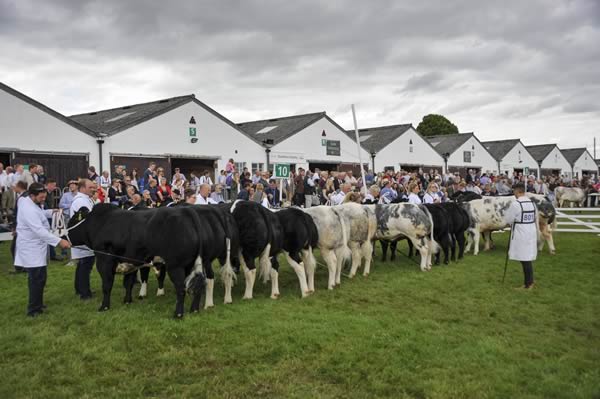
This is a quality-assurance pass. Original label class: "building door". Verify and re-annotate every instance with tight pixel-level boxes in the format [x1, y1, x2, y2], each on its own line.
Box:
[12, 152, 88, 188]
[170, 158, 217, 182]
[0, 152, 11, 167]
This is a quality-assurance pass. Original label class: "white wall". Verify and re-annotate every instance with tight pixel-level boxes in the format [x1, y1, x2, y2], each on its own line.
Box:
[499, 142, 538, 175]
[0, 88, 97, 161]
[374, 127, 444, 172]
[447, 136, 497, 174]
[101, 101, 266, 173]
[573, 150, 599, 177]
[540, 146, 571, 174]
[271, 117, 370, 170]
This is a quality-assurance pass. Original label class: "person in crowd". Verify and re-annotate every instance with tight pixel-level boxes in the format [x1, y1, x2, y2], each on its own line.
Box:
[230, 172, 240, 200]
[259, 171, 270, 188]
[171, 168, 186, 185]
[14, 183, 71, 317]
[1, 165, 15, 220]
[407, 182, 422, 204]
[18, 163, 36, 187]
[128, 193, 147, 210]
[99, 170, 110, 190]
[123, 185, 136, 208]
[35, 166, 46, 185]
[147, 179, 159, 203]
[172, 178, 185, 197]
[69, 179, 96, 301]
[253, 183, 265, 203]
[334, 172, 346, 191]
[195, 183, 217, 205]
[184, 188, 197, 205]
[155, 167, 166, 184]
[481, 184, 493, 196]
[265, 179, 281, 208]
[189, 171, 200, 192]
[251, 169, 261, 185]
[108, 179, 125, 205]
[217, 170, 227, 187]
[210, 184, 225, 204]
[293, 168, 305, 206]
[87, 166, 99, 184]
[237, 181, 251, 201]
[379, 180, 398, 204]
[130, 168, 140, 191]
[226, 159, 236, 175]
[139, 190, 153, 208]
[42, 178, 63, 261]
[199, 170, 213, 186]
[113, 165, 125, 182]
[423, 182, 441, 204]
[303, 170, 316, 208]
[157, 177, 172, 204]
[168, 189, 181, 207]
[364, 185, 380, 204]
[142, 162, 157, 190]
[330, 183, 351, 206]
[10, 180, 29, 270]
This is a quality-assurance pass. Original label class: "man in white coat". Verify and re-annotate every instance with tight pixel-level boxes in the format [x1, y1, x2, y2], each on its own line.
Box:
[15, 183, 71, 317]
[504, 183, 538, 289]
[69, 179, 96, 300]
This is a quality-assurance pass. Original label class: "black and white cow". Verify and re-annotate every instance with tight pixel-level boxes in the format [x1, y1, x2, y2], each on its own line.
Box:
[65, 204, 210, 318]
[304, 206, 352, 290]
[554, 186, 586, 208]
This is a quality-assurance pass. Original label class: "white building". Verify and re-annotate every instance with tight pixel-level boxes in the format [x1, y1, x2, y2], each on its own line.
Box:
[0, 82, 98, 186]
[70, 95, 266, 180]
[525, 144, 572, 177]
[482, 139, 538, 176]
[560, 148, 598, 179]
[347, 124, 444, 173]
[427, 133, 497, 175]
[238, 112, 370, 173]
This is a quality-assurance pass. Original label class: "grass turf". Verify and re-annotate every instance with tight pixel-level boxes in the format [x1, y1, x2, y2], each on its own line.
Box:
[0, 232, 599, 399]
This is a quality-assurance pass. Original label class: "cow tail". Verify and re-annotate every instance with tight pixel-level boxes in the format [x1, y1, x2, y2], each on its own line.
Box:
[185, 254, 206, 295]
[258, 243, 272, 284]
[338, 212, 352, 263]
[220, 238, 236, 286]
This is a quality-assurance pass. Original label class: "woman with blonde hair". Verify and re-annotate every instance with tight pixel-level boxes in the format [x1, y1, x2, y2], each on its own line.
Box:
[407, 182, 422, 204]
[423, 182, 440, 204]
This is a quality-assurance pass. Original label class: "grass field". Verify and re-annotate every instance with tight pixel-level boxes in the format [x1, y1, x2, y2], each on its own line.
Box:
[0, 232, 599, 399]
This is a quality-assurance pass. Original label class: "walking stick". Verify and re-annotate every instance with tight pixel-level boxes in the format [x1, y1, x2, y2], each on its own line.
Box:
[502, 226, 513, 283]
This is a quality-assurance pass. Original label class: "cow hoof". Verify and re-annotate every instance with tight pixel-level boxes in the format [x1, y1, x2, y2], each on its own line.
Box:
[363, 273, 369, 277]
[242, 295, 253, 300]
[156, 289, 165, 297]
[204, 304, 214, 310]
[550, 251, 556, 256]
[301, 291, 310, 298]
[308, 289, 315, 294]
[224, 299, 233, 304]
[98, 306, 110, 312]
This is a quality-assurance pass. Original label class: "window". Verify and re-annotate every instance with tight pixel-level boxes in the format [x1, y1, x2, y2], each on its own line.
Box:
[463, 151, 472, 163]
[235, 162, 246, 172]
[409, 146, 414, 153]
[252, 163, 265, 172]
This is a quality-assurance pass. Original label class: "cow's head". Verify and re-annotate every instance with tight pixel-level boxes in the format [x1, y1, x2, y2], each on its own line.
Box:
[62, 207, 91, 246]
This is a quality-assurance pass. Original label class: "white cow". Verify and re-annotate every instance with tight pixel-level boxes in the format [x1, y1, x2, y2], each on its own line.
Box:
[554, 187, 586, 208]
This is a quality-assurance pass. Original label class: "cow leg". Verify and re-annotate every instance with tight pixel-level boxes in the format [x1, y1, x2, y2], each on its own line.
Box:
[97, 258, 116, 312]
[334, 247, 345, 286]
[241, 254, 257, 300]
[203, 260, 215, 309]
[167, 267, 186, 318]
[472, 226, 481, 256]
[321, 249, 337, 290]
[539, 221, 556, 255]
[270, 256, 280, 299]
[450, 233, 457, 262]
[442, 234, 450, 265]
[156, 265, 166, 296]
[138, 267, 149, 299]
[457, 233, 466, 259]
[123, 272, 136, 304]
[301, 247, 316, 293]
[380, 240, 389, 262]
[285, 251, 309, 298]
[362, 240, 374, 276]
[407, 240, 414, 258]
[390, 240, 397, 261]
[348, 241, 362, 278]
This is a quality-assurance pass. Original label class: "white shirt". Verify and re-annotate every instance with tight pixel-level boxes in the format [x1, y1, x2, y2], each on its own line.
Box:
[408, 193, 422, 204]
[69, 193, 95, 259]
[0, 171, 8, 191]
[423, 192, 437, 204]
[330, 191, 346, 206]
[14, 196, 60, 268]
[99, 175, 110, 188]
[199, 176, 213, 186]
[195, 195, 217, 205]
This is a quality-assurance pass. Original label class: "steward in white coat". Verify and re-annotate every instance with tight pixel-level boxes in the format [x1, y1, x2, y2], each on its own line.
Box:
[69, 179, 96, 299]
[504, 183, 538, 289]
[15, 183, 71, 316]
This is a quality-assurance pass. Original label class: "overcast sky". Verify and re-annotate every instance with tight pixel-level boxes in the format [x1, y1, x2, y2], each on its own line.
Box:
[1, 0, 599, 154]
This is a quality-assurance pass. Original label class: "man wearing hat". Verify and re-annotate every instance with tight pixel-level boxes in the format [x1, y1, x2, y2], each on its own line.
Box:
[14, 183, 71, 317]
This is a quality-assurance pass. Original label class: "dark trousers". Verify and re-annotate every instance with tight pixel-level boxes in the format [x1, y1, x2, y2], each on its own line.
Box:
[27, 266, 47, 316]
[521, 261, 534, 287]
[75, 256, 95, 298]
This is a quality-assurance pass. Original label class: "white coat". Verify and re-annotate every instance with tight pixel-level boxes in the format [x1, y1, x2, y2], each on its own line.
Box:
[15, 196, 61, 268]
[195, 195, 217, 205]
[69, 193, 95, 259]
[504, 196, 538, 261]
[408, 193, 422, 205]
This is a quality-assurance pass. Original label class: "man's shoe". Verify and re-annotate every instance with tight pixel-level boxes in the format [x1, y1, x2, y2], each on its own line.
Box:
[524, 283, 535, 290]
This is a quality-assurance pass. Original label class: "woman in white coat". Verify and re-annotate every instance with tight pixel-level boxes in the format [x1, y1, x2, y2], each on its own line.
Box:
[504, 183, 538, 289]
[14, 183, 71, 317]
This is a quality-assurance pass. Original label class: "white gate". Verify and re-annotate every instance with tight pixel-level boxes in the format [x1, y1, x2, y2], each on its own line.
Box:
[554, 207, 600, 236]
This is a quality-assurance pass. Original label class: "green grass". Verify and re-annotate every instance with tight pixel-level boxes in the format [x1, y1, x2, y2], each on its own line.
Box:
[0, 233, 599, 399]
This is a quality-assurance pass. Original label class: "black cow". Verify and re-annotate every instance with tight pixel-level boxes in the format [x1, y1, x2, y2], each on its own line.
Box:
[439, 202, 470, 261]
[451, 191, 482, 202]
[65, 204, 208, 318]
[274, 207, 319, 296]
[422, 204, 451, 265]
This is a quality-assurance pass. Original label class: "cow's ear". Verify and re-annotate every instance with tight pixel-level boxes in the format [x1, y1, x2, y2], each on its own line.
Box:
[75, 208, 90, 222]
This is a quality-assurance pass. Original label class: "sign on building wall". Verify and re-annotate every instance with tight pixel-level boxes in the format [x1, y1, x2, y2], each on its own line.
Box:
[326, 140, 341, 156]
[189, 127, 197, 137]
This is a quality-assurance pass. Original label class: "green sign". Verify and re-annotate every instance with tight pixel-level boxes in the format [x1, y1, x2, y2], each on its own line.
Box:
[274, 163, 290, 178]
[189, 127, 197, 137]
[321, 139, 327, 146]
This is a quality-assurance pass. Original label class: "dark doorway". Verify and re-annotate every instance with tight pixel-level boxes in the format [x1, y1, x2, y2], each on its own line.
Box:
[0, 152, 11, 167]
[12, 152, 88, 188]
[110, 155, 170, 180]
[308, 162, 339, 173]
[171, 158, 216, 181]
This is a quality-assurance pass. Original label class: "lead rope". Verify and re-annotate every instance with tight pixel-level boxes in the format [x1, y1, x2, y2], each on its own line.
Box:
[51, 209, 66, 237]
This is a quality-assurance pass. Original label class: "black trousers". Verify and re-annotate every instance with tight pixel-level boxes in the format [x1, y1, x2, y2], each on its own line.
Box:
[27, 266, 47, 316]
[521, 261, 534, 287]
[75, 256, 95, 298]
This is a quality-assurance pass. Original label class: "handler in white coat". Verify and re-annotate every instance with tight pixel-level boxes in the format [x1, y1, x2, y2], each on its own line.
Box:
[504, 183, 538, 289]
[15, 183, 71, 317]
[69, 179, 96, 300]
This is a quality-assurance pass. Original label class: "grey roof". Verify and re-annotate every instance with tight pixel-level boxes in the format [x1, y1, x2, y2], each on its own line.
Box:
[0, 81, 98, 137]
[481, 139, 521, 161]
[525, 144, 558, 163]
[237, 112, 325, 144]
[343, 124, 413, 153]
[70, 95, 195, 136]
[426, 133, 473, 156]
[70, 94, 262, 144]
[560, 148, 587, 166]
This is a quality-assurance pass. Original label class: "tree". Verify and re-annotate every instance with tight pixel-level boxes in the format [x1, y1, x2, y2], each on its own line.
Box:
[416, 114, 459, 137]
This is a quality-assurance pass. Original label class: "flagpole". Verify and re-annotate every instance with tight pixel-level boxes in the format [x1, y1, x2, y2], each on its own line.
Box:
[351, 104, 367, 196]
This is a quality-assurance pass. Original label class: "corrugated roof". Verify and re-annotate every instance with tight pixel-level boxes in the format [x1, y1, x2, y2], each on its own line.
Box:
[70, 95, 195, 136]
[426, 133, 473, 156]
[481, 139, 521, 161]
[344, 124, 413, 153]
[525, 144, 558, 163]
[0, 81, 98, 137]
[237, 112, 325, 144]
[560, 148, 587, 166]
